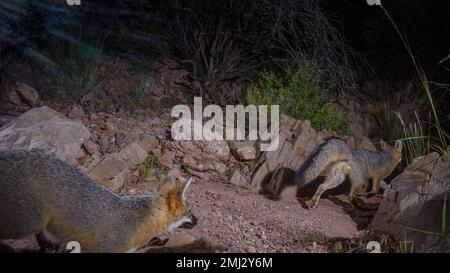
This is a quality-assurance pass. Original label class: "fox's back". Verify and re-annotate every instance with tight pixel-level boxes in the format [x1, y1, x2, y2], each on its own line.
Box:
[0, 150, 196, 252]
[0, 150, 127, 241]
[351, 149, 393, 177]
[0, 149, 122, 205]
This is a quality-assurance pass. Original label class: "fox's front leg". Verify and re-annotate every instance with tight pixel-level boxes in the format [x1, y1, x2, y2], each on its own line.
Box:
[364, 177, 383, 196]
[373, 176, 382, 194]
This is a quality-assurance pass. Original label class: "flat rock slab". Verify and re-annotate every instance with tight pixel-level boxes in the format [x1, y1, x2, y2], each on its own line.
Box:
[0, 106, 90, 165]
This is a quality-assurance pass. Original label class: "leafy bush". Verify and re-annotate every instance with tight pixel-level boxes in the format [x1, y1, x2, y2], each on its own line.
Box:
[246, 63, 350, 134]
[161, 0, 356, 104]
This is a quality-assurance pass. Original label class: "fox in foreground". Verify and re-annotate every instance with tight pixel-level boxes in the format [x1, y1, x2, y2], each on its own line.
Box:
[283, 138, 402, 209]
[0, 150, 197, 253]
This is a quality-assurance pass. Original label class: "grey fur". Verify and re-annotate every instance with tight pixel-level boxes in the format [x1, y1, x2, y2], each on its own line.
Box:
[294, 138, 351, 186]
[294, 138, 401, 189]
[0, 150, 191, 252]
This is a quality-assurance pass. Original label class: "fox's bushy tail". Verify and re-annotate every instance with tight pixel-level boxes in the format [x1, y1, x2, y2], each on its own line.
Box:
[293, 138, 352, 187]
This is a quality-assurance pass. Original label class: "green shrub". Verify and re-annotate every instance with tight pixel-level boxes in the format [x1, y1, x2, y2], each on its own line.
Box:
[246, 64, 350, 134]
[139, 154, 161, 182]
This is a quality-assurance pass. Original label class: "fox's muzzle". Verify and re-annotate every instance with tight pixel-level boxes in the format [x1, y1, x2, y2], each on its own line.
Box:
[179, 213, 198, 229]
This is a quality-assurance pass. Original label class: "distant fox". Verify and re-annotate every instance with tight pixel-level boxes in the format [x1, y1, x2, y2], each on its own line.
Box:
[286, 138, 402, 208]
[0, 150, 197, 253]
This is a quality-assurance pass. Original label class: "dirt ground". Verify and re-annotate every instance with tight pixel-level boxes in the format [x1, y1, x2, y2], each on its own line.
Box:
[125, 178, 381, 253]
[5, 175, 381, 253]
[2, 60, 382, 254]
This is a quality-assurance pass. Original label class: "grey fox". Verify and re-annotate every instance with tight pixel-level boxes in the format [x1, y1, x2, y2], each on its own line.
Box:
[0, 150, 197, 253]
[288, 138, 402, 208]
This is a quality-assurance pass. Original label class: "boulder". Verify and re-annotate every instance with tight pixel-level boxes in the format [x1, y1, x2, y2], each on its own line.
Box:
[229, 140, 257, 161]
[280, 114, 302, 133]
[82, 139, 98, 155]
[80, 153, 102, 172]
[213, 162, 228, 174]
[201, 140, 230, 160]
[174, 118, 230, 161]
[159, 150, 176, 169]
[0, 106, 90, 165]
[11, 82, 40, 107]
[230, 170, 248, 186]
[138, 135, 159, 153]
[252, 139, 305, 192]
[293, 120, 322, 158]
[181, 153, 227, 178]
[345, 136, 357, 149]
[251, 119, 305, 191]
[90, 153, 134, 190]
[67, 104, 85, 120]
[0, 115, 16, 127]
[120, 142, 148, 165]
[371, 153, 450, 252]
[8, 90, 21, 105]
[174, 137, 230, 180]
[109, 169, 133, 191]
[182, 154, 204, 171]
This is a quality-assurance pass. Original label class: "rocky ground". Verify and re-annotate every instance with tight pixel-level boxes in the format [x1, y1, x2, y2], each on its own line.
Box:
[125, 178, 382, 253]
[1, 59, 448, 253]
[0, 94, 381, 253]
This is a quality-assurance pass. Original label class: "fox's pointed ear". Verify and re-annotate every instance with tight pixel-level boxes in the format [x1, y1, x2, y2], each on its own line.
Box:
[394, 140, 403, 151]
[180, 178, 193, 201]
[380, 139, 386, 149]
[157, 177, 177, 193]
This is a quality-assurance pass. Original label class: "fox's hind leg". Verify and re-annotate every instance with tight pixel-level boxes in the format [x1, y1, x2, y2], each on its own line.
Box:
[307, 164, 348, 209]
[348, 185, 358, 202]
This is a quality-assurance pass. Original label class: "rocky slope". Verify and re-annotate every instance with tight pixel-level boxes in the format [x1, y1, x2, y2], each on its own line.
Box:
[1, 60, 448, 253]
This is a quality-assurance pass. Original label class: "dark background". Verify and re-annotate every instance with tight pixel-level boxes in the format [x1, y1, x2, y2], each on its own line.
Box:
[1, 0, 449, 132]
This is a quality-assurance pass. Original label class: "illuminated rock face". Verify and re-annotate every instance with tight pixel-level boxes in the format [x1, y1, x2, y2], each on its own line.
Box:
[0, 106, 90, 166]
[372, 152, 450, 253]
